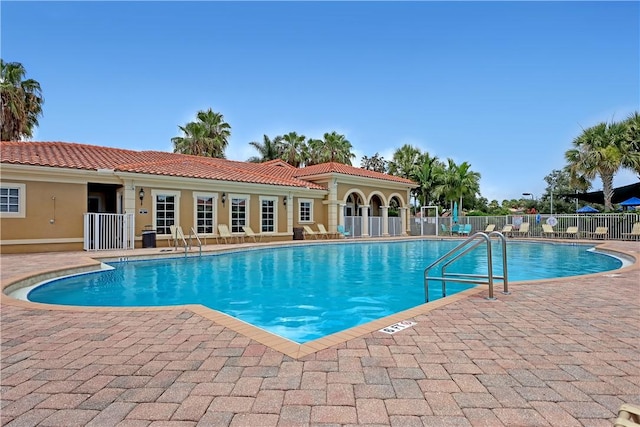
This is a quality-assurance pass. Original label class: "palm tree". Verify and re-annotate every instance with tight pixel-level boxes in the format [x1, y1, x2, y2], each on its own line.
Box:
[565, 120, 638, 211]
[623, 112, 640, 178]
[279, 132, 307, 167]
[247, 134, 283, 163]
[312, 131, 355, 165]
[1, 60, 44, 141]
[413, 153, 441, 207]
[172, 108, 231, 158]
[433, 159, 481, 213]
[388, 144, 421, 180]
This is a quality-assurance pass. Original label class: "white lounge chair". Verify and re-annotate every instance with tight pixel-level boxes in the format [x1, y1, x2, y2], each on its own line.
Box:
[243, 226, 263, 243]
[303, 225, 319, 240]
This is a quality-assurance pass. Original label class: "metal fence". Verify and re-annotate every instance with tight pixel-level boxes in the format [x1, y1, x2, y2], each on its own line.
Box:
[83, 213, 135, 250]
[344, 216, 403, 237]
[413, 212, 640, 240]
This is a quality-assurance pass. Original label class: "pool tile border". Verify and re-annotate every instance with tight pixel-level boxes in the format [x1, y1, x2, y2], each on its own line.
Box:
[2, 238, 638, 359]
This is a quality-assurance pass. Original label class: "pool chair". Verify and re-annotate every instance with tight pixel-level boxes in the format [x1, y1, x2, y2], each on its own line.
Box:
[615, 403, 640, 427]
[451, 224, 462, 235]
[484, 224, 496, 233]
[218, 224, 242, 244]
[440, 223, 451, 235]
[558, 226, 579, 239]
[316, 224, 331, 239]
[541, 224, 555, 238]
[500, 224, 513, 237]
[459, 224, 472, 236]
[303, 225, 319, 239]
[243, 226, 263, 243]
[513, 222, 530, 237]
[587, 226, 608, 240]
[622, 222, 640, 241]
[337, 224, 351, 238]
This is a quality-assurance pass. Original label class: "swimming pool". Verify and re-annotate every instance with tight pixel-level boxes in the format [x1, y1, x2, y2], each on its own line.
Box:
[26, 240, 622, 343]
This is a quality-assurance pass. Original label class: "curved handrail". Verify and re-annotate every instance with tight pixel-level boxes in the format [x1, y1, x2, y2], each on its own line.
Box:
[424, 232, 509, 302]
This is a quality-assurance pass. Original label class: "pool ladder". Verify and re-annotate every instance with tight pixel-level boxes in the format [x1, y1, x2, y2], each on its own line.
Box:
[424, 231, 509, 302]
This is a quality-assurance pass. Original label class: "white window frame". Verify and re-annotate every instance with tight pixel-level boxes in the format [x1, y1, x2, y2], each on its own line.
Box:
[299, 198, 314, 223]
[152, 189, 181, 236]
[193, 192, 217, 236]
[229, 194, 249, 233]
[0, 183, 26, 218]
[259, 196, 278, 233]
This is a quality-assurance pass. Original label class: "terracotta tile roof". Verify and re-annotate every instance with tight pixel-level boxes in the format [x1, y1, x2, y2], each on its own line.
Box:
[1, 141, 415, 189]
[294, 162, 416, 185]
[0, 141, 325, 189]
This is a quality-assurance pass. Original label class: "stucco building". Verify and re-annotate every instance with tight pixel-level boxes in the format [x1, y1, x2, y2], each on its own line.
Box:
[1, 141, 416, 253]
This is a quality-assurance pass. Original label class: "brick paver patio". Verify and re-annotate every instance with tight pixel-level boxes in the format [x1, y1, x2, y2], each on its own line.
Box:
[1, 239, 639, 426]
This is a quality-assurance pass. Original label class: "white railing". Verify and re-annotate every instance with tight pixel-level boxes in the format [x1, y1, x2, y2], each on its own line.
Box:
[417, 213, 639, 240]
[83, 213, 135, 251]
[388, 217, 402, 236]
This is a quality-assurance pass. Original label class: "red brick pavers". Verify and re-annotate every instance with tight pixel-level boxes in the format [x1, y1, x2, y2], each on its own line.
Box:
[2, 241, 639, 426]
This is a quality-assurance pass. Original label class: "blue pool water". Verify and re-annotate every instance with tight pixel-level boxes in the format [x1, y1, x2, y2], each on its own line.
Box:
[28, 240, 621, 343]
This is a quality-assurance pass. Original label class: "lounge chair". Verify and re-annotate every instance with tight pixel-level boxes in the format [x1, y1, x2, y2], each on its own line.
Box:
[316, 224, 331, 239]
[243, 226, 262, 243]
[622, 222, 640, 241]
[303, 225, 319, 240]
[459, 224, 472, 236]
[337, 224, 351, 238]
[218, 224, 242, 244]
[513, 222, 530, 237]
[451, 224, 462, 235]
[561, 226, 579, 239]
[484, 224, 496, 233]
[541, 224, 555, 238]
[440, 223, 451, 236]
[500, 224, 513, 237]
[587, 226, 608, 240]
[615, 403, 640, 427]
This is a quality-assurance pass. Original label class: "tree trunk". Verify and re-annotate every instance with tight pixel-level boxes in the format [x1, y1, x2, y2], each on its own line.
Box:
[601, 173, 615, 211]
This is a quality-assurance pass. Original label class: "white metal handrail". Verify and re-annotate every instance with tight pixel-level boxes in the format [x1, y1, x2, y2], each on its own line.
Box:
[424, 232, 509, 302]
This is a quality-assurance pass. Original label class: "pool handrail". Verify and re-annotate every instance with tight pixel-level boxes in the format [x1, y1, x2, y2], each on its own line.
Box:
[424, 231, 509, 302]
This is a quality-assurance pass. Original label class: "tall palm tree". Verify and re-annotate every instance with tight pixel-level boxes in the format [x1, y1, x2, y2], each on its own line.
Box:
[279, 131, 307, 167]
[413, 153, 441, 207]
[312, 131, 355, 165]
[433, 159, 481, 213]
[388, 144, 422, 180]
[172, 108, 231, 158]
[247, 134, 282, 163]
[1, 60, 44, 141]
[565, 120, 638, 211]
[623, 112, 640, 178]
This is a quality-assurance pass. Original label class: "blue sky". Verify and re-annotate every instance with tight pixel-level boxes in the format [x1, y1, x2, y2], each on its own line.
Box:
[2, 1, 638, 202]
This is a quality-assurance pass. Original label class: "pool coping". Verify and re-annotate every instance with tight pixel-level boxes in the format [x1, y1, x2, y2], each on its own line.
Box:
[2, 237, 638, 359]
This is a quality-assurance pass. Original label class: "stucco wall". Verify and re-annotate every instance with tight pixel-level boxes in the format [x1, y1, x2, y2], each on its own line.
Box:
[1, 180, 86, 241]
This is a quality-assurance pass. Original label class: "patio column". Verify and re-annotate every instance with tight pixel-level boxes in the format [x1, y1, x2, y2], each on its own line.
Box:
[338, 203, 346, 228]
[361, 204, 370, 237]
[381, 206, 389, 236]
[327, 179, 338, 234]
[400, 207, 408, 236]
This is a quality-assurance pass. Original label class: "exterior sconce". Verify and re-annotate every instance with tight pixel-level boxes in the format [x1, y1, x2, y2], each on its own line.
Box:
[221, 192, 226, 206]
[139, 188, 145, 205]
[283, 196, 287, 206]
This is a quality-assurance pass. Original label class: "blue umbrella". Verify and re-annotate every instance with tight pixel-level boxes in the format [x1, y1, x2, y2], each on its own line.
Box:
[452, 201, 458, 224]
[577, 205, 599, 213]
[620, 196, 640, 207]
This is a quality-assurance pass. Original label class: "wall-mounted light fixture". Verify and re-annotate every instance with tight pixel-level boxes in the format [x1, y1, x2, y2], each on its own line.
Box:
[283, 196, 287, 206]
[221, 192, 226, 206]
[139, 188, 145, 205]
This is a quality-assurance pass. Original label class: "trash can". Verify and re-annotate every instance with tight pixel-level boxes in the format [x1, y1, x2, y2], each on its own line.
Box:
[142, 226, 156, 248]
[293, 227, 304, 240]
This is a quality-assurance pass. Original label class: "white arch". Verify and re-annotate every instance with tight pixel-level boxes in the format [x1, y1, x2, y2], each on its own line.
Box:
[388, 192, 407, 207]
[342, 188, 367, 204]
[367, 191, 388, 206]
